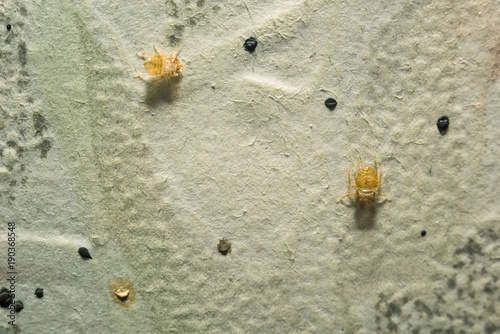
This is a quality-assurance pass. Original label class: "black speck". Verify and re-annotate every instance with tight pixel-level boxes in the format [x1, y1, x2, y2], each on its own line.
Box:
[7, 24, 12, 31]
[13, 301, 23, 313]
[0, 288, 13, 308]
[244, 37, 258, 53]
[34, 288, 44, 298]
[325, 98, 337, 110]
[78, 247, 92, 259]
[437, 116, 449, 135]
[421, 230, 426, 237]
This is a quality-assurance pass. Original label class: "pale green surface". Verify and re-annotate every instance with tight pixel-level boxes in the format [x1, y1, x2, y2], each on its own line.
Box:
[0, 0, 499, 333]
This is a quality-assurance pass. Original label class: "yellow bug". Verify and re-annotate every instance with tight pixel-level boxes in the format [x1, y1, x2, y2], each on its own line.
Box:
[337, 155, 389, 206]
[135, 44, 183, 80]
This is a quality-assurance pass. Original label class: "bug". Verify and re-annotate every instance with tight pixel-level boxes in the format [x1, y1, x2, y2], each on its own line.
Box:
[135, 45, 183, 80]
[337, 155, 389, 206]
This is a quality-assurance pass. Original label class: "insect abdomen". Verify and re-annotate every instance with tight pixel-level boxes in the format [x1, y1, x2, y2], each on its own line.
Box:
[144, 56, 164, 76]
[356, 167, 378, 188]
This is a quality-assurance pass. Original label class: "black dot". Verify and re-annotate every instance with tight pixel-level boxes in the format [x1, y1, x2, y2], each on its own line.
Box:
[421, 230, 426, 237]
[325, 98, 337, 110]
[0, 288, 13, 308]
[78, 247, 92, 259]
[244, 37, 258, 53]
[13, 301, 23, 313]
[436, 116, 449, 135]
[35, 287, 44, 298]
[6, 24, 11, 31]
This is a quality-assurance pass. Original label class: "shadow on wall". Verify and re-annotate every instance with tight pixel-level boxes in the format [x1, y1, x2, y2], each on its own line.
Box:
[355, 204, 379, 229]
[144, 76, 182, 106]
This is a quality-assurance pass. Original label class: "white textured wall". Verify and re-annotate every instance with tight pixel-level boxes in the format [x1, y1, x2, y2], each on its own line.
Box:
[0, 0, 499, 333]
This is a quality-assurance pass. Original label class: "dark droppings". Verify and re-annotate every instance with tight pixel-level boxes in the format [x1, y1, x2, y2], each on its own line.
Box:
[244, 37, 258, 53]
[78, 247, 92, 259]
[437, 116, 449, 134]
[325, 98, 337, 110]
[0, 288, 13, 308]
[34, 288, 44, 298]
[13, 301, 23, 313]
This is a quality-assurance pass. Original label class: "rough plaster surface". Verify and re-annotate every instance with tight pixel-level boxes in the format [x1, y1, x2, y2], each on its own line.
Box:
[0, 0, 499, 333]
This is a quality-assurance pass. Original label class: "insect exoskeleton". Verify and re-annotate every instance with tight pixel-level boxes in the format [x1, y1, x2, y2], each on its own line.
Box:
[337, 155, 390, 206]
[134, 44, 183, 81]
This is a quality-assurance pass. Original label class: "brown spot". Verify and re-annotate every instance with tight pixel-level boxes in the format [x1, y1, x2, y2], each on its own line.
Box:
[108, 278, 136, 307]
[217, 238, 232, 255]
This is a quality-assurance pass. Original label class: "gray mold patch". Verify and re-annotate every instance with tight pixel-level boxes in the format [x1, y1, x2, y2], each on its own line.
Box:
[33, 112, 48, 136]
[35, 138, 52, 158]
[374, 226, 500, 333]
[17, 40, 27, 66]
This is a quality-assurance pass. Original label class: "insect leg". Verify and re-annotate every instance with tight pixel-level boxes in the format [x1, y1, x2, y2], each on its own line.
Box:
[133, 73, 163, 82]
[355, 156, 361, 175]
[137, 52, 156, 59]
[348, 170, 357, 189]
[170, 47, 180, 58]
[153, 44, 166, 56]
[336, 193, 356, 201]
[379, 167, 382, 186]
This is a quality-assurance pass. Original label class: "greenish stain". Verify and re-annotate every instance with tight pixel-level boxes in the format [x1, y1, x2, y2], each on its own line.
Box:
[36, 138, 52, 158]
[33, 112, 47, 136]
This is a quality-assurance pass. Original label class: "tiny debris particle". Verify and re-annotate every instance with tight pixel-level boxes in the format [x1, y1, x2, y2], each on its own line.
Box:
[78, 247, 92, 259]
[436, 116, 449, 135]
[108, 278, 136, 307]
[217, 238, 232, 255]
[325, 98, 337, 110]
[0, 288, 13, 308]
[34, 288, 44, 298]
[115, 288, 130, 301]
[421, 230, 427, 237]
[243, 37, 258, 53]
[14, 300, 24, 313]
[13, 301, 23, 313]
[7, 24, 11, 31]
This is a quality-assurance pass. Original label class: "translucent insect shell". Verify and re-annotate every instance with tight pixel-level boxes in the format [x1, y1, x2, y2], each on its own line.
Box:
[337, 155, 389, 206]
[135, 45, 183, 80]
